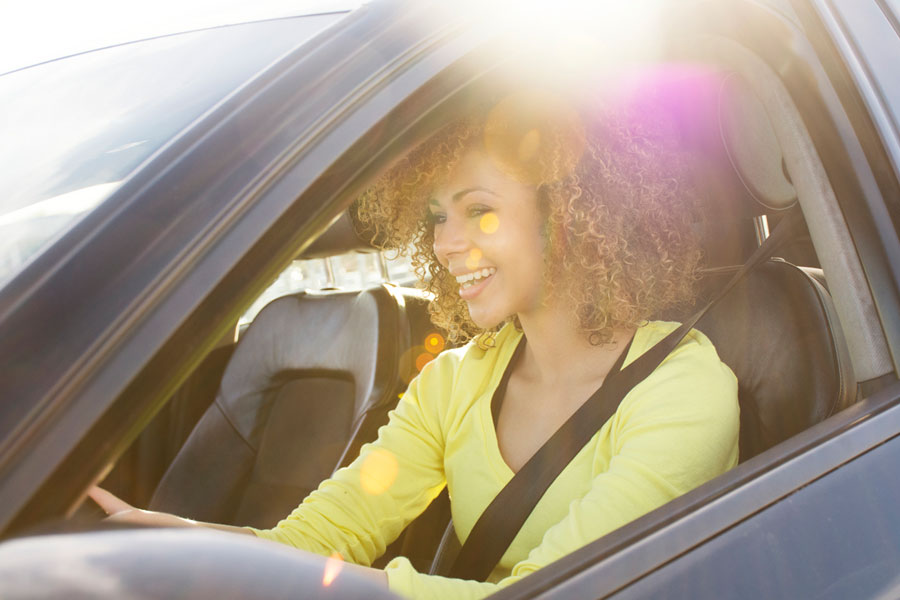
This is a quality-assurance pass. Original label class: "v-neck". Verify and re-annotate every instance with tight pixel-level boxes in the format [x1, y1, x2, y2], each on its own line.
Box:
[485, 331, 635, 475]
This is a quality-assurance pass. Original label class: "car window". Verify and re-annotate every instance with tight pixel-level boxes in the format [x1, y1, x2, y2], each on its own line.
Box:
[239, 250, 417, 326]
[0, 14, 343, 289]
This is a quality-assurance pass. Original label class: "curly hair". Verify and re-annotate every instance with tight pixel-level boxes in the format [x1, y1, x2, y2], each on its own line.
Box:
[354, 90, 704, 345]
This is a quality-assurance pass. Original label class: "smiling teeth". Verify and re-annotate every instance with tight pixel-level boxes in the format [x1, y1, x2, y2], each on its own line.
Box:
[456, 268, 496, 288]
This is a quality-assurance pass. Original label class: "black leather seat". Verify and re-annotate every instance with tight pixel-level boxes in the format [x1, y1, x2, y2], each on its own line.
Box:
[695, 259, 855, 461]
[149, 283, 433, 528]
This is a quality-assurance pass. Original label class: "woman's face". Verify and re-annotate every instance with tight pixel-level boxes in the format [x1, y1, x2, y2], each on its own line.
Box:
[430, 149, 547, 329]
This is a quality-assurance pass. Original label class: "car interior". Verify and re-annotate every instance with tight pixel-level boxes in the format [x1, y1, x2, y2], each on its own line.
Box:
[89, 11, 894, 580]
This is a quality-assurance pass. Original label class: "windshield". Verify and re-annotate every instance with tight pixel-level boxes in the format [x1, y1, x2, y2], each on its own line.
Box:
[0, 14, 344, 288]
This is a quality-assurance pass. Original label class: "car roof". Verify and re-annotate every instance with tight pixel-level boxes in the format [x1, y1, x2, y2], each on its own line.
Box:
[0, 0, 360, 75]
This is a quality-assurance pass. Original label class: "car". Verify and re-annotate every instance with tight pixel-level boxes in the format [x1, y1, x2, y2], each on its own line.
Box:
[1, 0, 899, 597]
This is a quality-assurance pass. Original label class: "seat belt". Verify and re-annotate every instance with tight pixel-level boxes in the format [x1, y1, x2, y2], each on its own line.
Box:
[446, 210, 803, 582]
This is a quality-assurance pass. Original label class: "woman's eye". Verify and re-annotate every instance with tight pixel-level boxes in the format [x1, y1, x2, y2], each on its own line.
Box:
[427, 212, 446, 225]
[467, 205, 492, 218]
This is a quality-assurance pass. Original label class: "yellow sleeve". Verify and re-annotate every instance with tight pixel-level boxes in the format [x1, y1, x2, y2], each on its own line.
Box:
[249, 352, 457, 566]
[384, 329, 739, 600]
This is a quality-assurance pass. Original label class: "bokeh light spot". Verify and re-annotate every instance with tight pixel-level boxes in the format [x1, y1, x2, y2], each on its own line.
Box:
[465, 248, 482, 271]
[517, 129, 541, 162]
[399, 345, 428, 384]
[415, 352, 435, 372]
[479, 213, 500, 234]
[484, 90, 586, 185]
[425, 333, 445, 354]
[322, 552, 344, 587]
[360, 449, 398, 495]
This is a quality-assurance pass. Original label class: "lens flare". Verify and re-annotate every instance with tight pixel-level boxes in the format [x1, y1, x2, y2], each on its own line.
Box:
[399, 345, 427, 383]
[415, 352, 435, 372]
[479, 213, 499, 234]
[484, 90, 585, 185]
[322, 552, 344, 587]
[465, 248, 482, 271]
[424, 333, 445, 354]
[360, 448, 399, 495]
[517, 129, 541, 162]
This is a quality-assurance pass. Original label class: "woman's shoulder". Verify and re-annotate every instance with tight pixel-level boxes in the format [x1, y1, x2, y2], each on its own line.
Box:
[630, 320, 736, 390]
[632, 320, 720, 362]
[620, 321, 739, 423]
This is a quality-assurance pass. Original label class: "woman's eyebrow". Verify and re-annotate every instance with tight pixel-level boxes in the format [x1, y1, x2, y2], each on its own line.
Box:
[428, 187, 498, 208]
[452, 187, 498, 202]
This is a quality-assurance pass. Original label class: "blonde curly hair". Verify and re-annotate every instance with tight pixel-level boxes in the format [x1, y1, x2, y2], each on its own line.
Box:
[354, 91, 703, 345]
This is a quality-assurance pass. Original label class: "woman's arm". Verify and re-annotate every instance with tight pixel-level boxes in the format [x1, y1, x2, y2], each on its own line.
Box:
[88, 486, 253, 535]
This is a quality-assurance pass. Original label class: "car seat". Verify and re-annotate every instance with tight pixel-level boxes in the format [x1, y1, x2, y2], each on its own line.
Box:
[149, 217, 436, 529]
[693, 71, 856, 460]
[695, 260, 855, 461]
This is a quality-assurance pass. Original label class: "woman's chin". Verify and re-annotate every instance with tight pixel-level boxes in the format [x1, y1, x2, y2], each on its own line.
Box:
[466, 307, 508, 331]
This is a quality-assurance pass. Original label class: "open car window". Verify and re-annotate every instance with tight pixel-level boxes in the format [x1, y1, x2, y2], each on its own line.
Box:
[239, 250, 416, 327]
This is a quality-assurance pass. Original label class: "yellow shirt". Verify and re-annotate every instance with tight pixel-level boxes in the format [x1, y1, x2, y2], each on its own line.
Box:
[251, 321, 739, 599]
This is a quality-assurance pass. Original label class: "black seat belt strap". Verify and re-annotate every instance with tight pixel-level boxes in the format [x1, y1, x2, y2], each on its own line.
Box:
[447, 209, 802, 581]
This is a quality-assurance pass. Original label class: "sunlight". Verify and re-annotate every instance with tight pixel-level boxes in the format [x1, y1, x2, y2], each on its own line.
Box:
[425, 333, 445, 354]
[321, 552, 344, 587]
[479, 213, 500, 234]
[415, 352, 435, 372]
[517, 129, 541, 162]
[360, 449, 399, 495]
[439, 0, 669, 99]
[465, 248, 483, 271]
[484, 89, 586, 184]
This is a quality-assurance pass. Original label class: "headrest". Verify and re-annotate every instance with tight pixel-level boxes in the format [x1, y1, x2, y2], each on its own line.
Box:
[298, 211, 375, 259]
[718, 73, 798, 211]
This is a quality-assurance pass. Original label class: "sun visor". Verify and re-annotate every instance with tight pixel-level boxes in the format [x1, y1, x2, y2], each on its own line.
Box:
[718, 73, 797, 211]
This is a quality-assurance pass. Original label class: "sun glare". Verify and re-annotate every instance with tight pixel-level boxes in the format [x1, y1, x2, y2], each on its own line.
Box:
[321, 552, 344, 587]
[441, 0, 668, 88]
[465, 248, 483, 271]
[360, 449, 399, 495]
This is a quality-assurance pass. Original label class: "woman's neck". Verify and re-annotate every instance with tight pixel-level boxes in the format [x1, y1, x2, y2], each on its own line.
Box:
[515, 304, 635, 388]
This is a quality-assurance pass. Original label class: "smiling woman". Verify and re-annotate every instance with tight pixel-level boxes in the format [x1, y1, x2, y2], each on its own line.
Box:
[87, 84, 739, 600]
[355, 90, 703, 346]
[231, 89, 739, 598]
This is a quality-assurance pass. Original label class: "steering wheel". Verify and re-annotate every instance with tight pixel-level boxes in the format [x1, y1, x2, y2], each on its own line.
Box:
[0, 528, 401, 599]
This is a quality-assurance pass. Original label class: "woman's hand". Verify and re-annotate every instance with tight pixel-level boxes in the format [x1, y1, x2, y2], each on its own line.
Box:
[88, 486, 255, 535]
[88, 486, 199, 529]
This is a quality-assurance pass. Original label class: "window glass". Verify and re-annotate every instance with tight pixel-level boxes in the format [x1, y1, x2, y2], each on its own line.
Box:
[239, 251, 417, 327]
[0, 14, 343, 288]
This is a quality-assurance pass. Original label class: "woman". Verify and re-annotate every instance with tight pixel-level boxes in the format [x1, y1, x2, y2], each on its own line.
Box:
[91, 90, 739, 599]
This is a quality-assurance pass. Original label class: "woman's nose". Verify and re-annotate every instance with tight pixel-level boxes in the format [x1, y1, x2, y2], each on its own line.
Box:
[433, 216, 470, 263]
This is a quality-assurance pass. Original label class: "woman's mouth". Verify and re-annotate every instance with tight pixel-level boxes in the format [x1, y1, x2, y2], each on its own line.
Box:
[456, 267, 496, 300]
